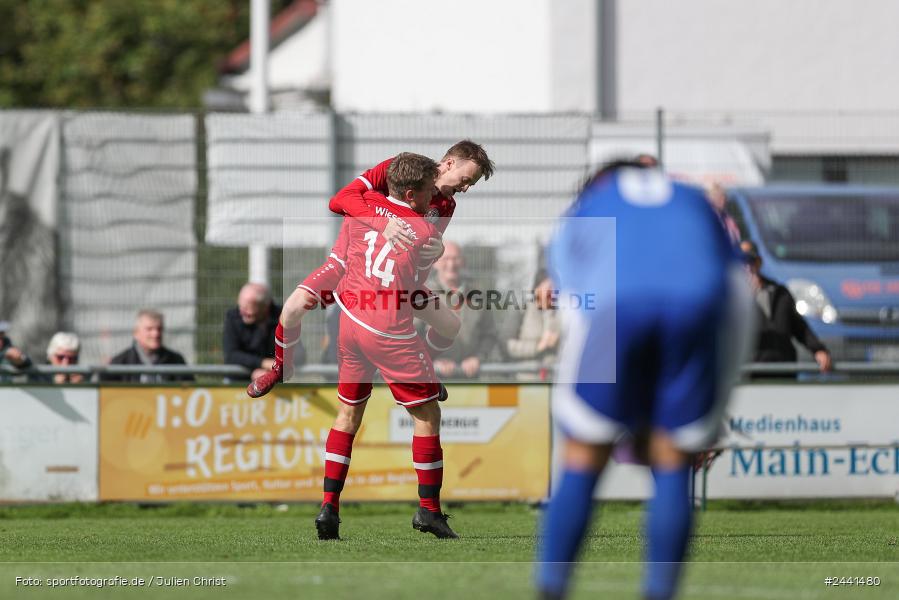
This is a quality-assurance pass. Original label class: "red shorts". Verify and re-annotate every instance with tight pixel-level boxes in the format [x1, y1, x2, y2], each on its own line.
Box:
[296, 223, 350, 307]
[336, 312, 440, 407]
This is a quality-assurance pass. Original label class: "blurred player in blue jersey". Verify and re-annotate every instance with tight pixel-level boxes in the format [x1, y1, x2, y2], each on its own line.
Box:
[536, 160, 754, 600]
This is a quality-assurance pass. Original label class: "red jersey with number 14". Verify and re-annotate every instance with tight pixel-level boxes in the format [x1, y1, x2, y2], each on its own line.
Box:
[335, 194, 437, 339]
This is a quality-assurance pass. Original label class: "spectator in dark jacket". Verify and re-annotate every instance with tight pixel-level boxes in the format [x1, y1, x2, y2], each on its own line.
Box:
[742, 241, 833, 373]
[106, 310, 192, 383]
[224, 283, 302, 381]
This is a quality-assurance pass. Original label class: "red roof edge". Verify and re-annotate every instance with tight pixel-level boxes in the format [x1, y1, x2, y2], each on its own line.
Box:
[221, 0, 319, 74]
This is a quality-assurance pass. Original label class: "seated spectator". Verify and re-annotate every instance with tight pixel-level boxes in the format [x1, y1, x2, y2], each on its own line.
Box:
[426, 241, 496, 379]
[105, 310, 192, 383]
[0, 320, 32, 382]
[224, 283, 301, 381]
[501, 269, 560, 370]
[45, 332, 84, 384]
[742, 241, 833, 374]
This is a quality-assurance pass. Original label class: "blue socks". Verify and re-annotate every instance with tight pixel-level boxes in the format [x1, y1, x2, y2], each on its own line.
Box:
[536, 468, 599, 597]
[537, 463, 693, 599]
[644, 464, 692, 600]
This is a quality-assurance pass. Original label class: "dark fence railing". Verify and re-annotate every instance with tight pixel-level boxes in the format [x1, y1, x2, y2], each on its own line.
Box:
[4, 361, 899, 384]
[0, 361, 549, 383]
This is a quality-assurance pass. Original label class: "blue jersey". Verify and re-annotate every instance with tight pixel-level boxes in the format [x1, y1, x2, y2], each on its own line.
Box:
[550, 168, 738, 306]
[549, 168, 751, 450]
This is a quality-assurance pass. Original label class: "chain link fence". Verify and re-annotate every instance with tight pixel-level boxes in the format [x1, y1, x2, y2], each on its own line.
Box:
[3, 109, 899, 378]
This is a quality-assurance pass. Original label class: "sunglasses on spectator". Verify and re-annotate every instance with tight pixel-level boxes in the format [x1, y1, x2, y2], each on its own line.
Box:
[54, 354, 79, 362]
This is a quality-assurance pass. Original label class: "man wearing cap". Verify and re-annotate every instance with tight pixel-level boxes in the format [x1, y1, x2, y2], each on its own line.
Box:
[0, 321, 32, 382]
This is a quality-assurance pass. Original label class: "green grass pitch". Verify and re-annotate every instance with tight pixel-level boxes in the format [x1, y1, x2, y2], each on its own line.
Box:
[0, 501, 896, 599]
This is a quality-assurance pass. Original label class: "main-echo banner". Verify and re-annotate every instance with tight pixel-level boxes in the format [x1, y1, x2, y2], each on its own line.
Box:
[581, 384, 899, 500]
[98, 385, 549, 502]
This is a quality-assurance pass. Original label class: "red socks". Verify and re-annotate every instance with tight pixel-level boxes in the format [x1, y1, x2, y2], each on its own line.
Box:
[412, 435, 444, 513]
[274, 322, 301, 379]
[322, 428, 355, 511]
[322, 431, 443, 513]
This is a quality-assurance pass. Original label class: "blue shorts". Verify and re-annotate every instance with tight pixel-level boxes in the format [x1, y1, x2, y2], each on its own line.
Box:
[553, 269, 752, 451]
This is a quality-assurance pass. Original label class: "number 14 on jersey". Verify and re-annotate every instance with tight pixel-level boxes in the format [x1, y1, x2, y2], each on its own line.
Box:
[364, 230, 396, 287]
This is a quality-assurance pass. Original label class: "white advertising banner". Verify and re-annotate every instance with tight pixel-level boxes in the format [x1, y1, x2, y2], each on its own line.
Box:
[389, 407, 517, 444]
[580, 385, 899, 500]
[0, 387, 98, 501]
[710, 384, 899, 499]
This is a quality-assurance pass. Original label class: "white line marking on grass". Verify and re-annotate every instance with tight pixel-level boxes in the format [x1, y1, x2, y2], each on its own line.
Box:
[576, 580, 822, 600]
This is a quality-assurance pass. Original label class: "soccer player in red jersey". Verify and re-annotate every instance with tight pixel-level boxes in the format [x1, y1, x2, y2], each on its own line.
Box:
[248, 140, 494, 397]
[315, 153, 457, 540]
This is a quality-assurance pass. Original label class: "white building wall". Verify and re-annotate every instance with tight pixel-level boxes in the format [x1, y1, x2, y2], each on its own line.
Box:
[332, 0, 573, 113]
[549, 0, 599, 112]
[616, 0, 899, 113]
[329, 0, 899, 117]
[325, 0, 899, 155]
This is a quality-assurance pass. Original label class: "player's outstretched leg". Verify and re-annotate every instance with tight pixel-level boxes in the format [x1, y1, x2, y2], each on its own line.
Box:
[420, 306, 460, 402]
[427, 328, 452, 402]
[406, 400, 457, 539]
[420, 300, 461, 360]
[424, 325, 456, 356]
[247, 287, 316, 398]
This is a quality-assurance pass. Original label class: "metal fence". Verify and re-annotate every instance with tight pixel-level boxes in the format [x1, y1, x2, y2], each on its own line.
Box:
[3, 109, 899, 373]
[5, 362, 899, 387]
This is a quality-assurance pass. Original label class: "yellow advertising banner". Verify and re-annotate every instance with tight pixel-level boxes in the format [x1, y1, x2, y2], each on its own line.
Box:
[98, 385, 550, 502]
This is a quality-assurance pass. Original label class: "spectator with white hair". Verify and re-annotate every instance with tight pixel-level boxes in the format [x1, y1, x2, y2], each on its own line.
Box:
[45, 331, 83, 384]
[224, 282, 300, 381]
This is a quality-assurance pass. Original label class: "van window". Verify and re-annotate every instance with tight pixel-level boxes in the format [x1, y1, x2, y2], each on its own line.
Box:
[748, 194, 899, 262]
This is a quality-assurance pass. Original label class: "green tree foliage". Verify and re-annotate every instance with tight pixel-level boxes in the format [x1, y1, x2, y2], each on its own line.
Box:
[0, 0, 290, 108]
